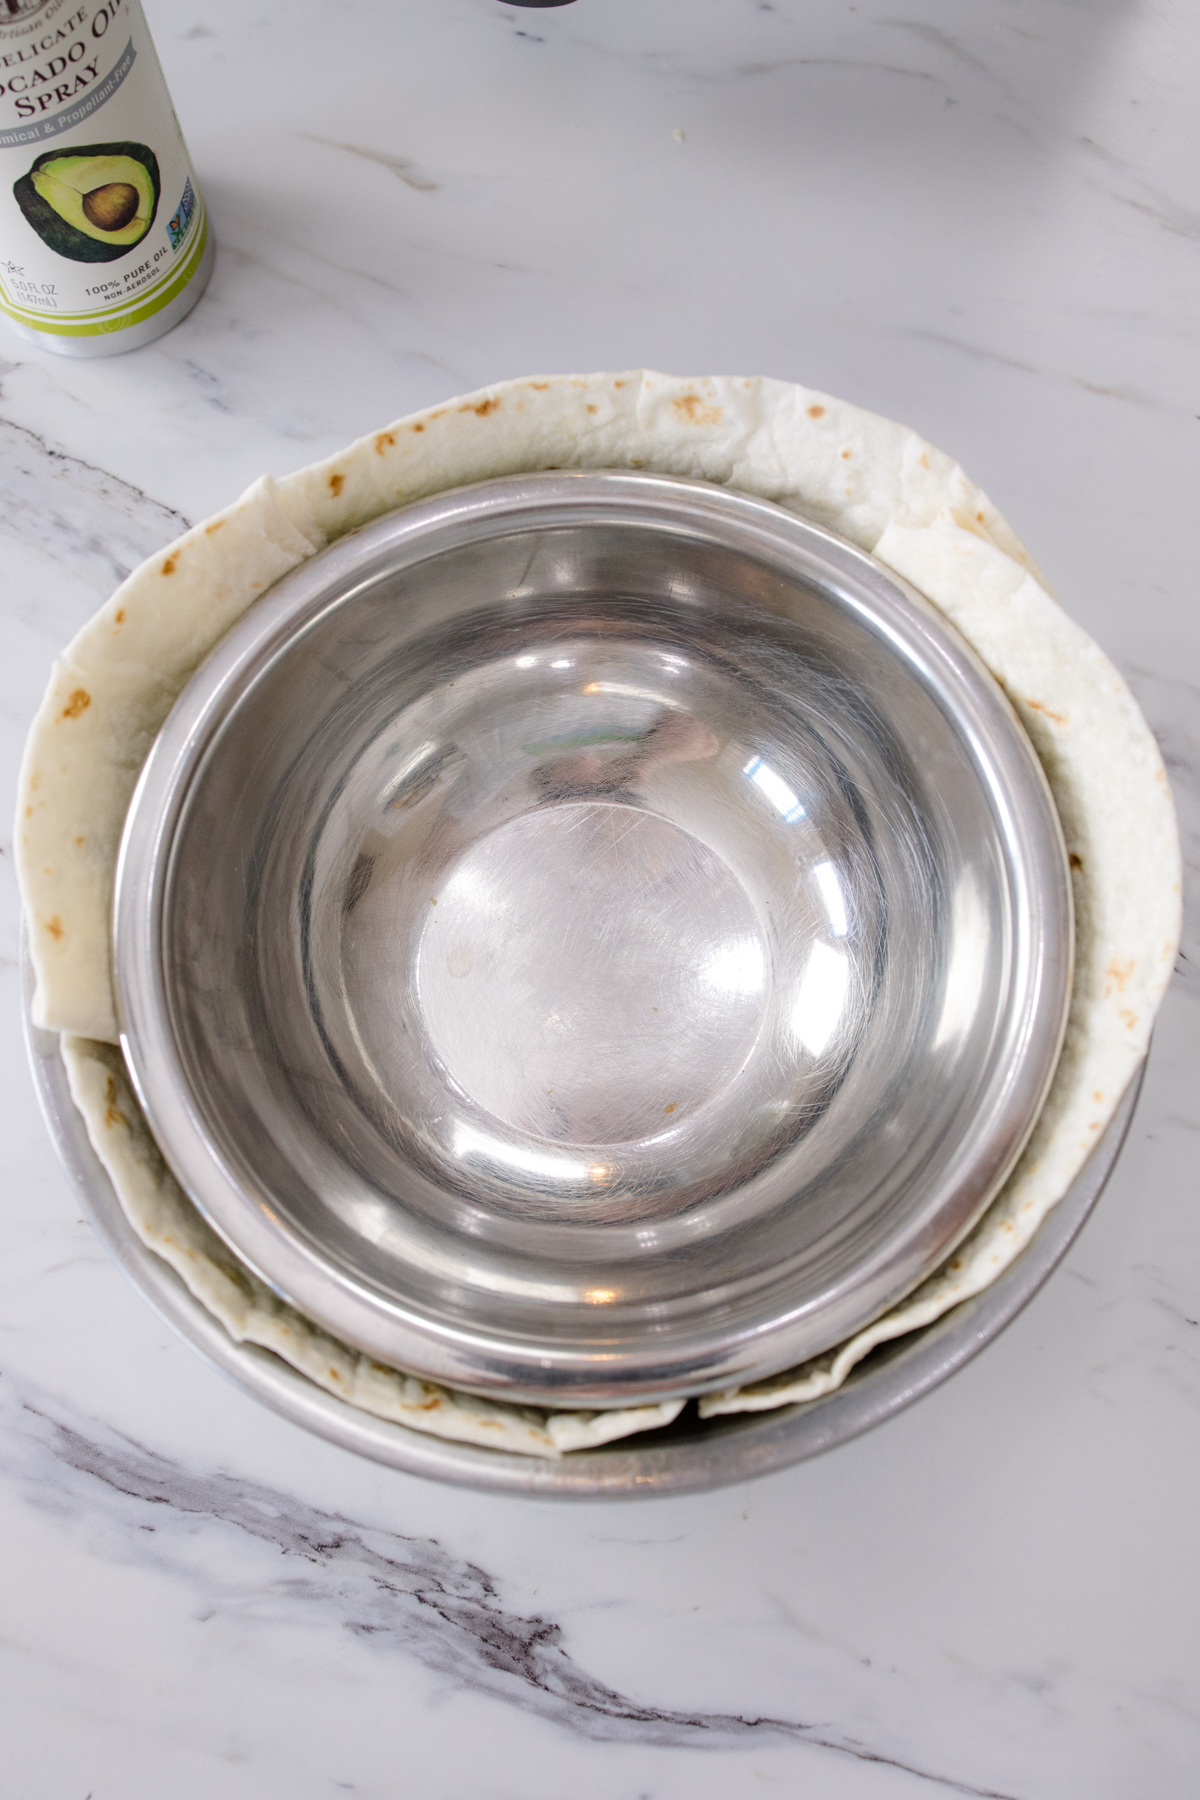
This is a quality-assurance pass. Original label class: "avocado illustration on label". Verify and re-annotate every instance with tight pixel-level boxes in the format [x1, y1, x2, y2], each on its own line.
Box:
[13, 141, 161, 263]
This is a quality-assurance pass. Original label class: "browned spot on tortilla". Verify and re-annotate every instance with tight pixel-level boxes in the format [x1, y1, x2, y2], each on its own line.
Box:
[530, 381, 549, 391]
[1069, 852, 1083, 872]
[1106, 957, 1135, 995]
[1119, 1008, 1138, 1030]
[664, 1102, 677, 1114]
[629, 458, 644, 468]
[807, 404, 825, 419]
[204, 519, 225, 536]
[463, 397, 501, 417]
[587, 404, 599, 414]
[411, 421, 424, 432]
[1026, 698, 1068, 726]
[161, 555, 177, 576]
[976, 511, 986, 523]
[104, 1105, 128, 1130]
[374, 431, 396, 453]
[105, 1075, 118, 1105]
[430, 896, 437, 905]
[60, 688, 91, 720]
[1094, 1091, 1103, 1102]
[327, 1367, 343, 1382]
[920, 452, 930, 469]
[673, 393, 722, 427]
[419, 1396, 443, 1411]
[25, 806, 32, 818]
[114, 608, 126, 624]
[612, 379, 625, 389]
[841, 449, 852, 460]
[74, 835, 83, 847]
[329, 472, 345, 496]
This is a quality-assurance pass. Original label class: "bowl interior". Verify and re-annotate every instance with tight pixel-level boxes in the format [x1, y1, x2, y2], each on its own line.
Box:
[121, 475, 1071, 1403]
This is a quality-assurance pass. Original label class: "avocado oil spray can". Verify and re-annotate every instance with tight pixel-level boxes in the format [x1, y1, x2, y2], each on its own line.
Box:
[0, 0, 212, 355]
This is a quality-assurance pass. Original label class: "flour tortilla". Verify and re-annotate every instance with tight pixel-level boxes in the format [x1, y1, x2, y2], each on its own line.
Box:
[17, 371, 1181, 1449]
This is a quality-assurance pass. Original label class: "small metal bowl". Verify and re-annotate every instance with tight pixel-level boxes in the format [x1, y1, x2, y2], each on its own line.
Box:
[115, 472, 1073, 1407]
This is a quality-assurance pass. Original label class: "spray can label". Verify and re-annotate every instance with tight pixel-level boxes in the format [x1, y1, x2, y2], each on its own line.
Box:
[0, 0, 207, 340]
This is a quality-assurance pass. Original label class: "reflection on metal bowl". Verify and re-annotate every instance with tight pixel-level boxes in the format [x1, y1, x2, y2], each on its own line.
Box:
[114, 473, 1073, 1406]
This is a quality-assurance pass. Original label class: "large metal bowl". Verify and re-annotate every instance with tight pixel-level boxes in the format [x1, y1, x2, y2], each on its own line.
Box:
[114, 472, 1072, 1407]
[25, 991, 1140, 1497]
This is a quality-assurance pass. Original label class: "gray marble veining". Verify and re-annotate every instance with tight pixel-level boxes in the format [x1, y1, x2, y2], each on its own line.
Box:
[3, 1374, 1028, 1797]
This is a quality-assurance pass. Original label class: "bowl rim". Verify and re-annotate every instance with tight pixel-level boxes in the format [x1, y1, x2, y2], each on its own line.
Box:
[24, 950, 1141, 1498]
[111, 471, 1075, 1403]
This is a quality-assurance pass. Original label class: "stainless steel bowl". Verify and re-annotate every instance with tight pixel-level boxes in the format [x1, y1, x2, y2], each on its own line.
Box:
[115, 472, 1073, 1406]
[25, 990, 1140, 1498]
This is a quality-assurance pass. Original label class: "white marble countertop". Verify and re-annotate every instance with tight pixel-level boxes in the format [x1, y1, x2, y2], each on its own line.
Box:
[2, 2, 1198, 1795]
